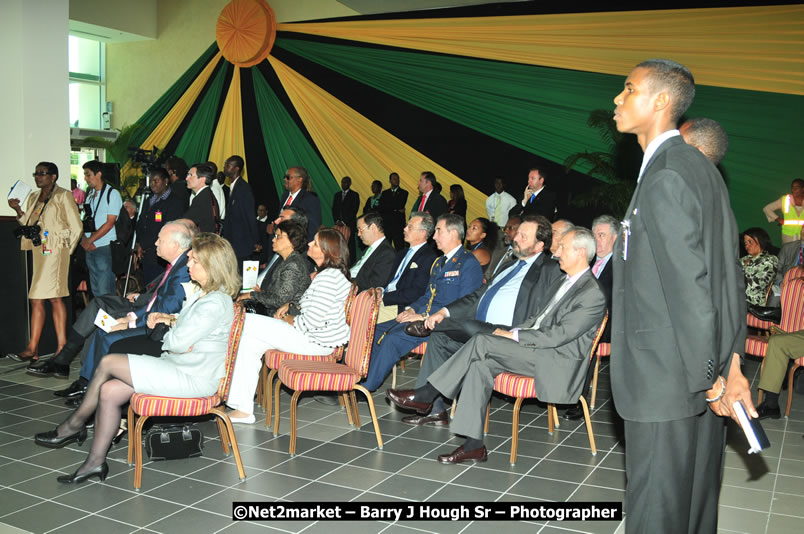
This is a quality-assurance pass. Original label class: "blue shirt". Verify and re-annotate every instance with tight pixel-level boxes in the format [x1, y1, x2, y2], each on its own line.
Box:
[85, 184, 123, 247]
[479, 252, 540, 326]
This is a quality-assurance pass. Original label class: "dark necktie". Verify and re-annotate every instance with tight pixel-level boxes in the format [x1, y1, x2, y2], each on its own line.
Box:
[475, 260, 527, 321]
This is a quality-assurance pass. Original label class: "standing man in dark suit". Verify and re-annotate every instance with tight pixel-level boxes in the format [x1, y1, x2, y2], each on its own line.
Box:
[221, 155, 258, 265]
[378, 212, 437, 323]
[183, 164, 220, 234]
[380, 172, 409, 250]
[134, 168, 183, 283]
[361, 214, 483, 391]
[278, 166, 321, 242]
[610, 59, 751, 534]
[386, 228, 606, 463]
[165, 157, 190, 211]
[332, 176, 360, 262]
[350, 212, 396, 292]
[411, 171, 448, 220]
[403, 215, 563, 426]
[508, 168, 557, 221]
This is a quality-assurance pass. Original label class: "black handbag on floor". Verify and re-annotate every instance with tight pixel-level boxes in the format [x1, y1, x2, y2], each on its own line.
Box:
[144, 424, 204, 461]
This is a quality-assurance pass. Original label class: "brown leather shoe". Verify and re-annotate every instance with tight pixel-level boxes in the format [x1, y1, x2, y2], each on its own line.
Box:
[385, 388, 432, 414]
[437, 445, 488, 464]
[401, 411, 448, 426]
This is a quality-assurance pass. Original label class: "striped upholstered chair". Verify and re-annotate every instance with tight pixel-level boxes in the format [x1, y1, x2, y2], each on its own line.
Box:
[126, 304, 247, 490]
[274, 289, 383, 455]
[483, 314, 608, 466]
[258, 283, 359, 427]
[589, 342, 611, 409]
[747, 266, 804, 331]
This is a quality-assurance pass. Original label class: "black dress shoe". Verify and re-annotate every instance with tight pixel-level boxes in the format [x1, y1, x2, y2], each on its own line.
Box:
[57, 462, 108, 484]
[385, 389, 433, 414]
[34, 427, 88, 449]
[756, 402, 781, 420]
[401, 411, 449, 426]
[7, 352, 37, 362]
[27, 359, 70, 378]
[437, 445, 488, 464]
[54, 380, 87, 398]
[563, 403, 584, 421]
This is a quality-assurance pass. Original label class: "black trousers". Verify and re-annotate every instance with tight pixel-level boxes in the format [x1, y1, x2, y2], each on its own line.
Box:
[108, 334, 163, 357]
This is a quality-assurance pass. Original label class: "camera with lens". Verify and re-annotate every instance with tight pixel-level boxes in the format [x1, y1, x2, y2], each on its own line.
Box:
[14, 224, 42, 246]
[82, 204, 96, 233]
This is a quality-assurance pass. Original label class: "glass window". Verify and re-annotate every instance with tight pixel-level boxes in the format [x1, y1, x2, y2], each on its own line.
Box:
[68, 35, 105, 129]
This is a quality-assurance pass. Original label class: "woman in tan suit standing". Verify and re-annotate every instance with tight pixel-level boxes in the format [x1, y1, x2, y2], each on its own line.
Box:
[7, 162, 83, 362]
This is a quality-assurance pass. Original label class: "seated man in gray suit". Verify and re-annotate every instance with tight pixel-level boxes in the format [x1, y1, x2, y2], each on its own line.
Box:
[402, 215, 562, 426]
[386, 228, 606, 464]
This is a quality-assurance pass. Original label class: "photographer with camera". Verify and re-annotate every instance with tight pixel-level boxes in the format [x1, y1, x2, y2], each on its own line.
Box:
[6, 162, 83, 362]
[80, 160, 122, 297]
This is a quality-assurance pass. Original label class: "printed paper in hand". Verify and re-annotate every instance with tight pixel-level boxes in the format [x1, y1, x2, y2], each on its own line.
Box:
[93, 308, 116, 333]
[242, 260, 259, 289]
[8, 180, 32, 203]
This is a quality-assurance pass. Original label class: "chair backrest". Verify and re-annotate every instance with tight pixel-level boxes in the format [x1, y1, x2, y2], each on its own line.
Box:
[587, 313, 608, 364]
[218, 303, 247, 402]
[342, 289, 382, 376]
[779, 276, 804, 333]
[330, 283, 359, 362]
[782, 266, 804, 287]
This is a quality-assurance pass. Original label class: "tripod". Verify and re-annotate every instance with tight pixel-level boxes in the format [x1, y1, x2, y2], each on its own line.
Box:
[122, 169, 152, 296]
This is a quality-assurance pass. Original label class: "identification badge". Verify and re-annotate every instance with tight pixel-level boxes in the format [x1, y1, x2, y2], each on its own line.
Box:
[42, 248, 52, 256]
[155, 211, 162, 222]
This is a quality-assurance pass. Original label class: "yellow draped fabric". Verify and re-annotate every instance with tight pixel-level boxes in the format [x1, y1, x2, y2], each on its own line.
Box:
[269, 56, 487, 224]
[278, 5, 804, 95]
[120, 51, 223, 179]
[208, 66, 248, 179]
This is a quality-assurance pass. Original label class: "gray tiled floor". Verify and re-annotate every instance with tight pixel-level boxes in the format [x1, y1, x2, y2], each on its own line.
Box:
[0, 354, 801, 534]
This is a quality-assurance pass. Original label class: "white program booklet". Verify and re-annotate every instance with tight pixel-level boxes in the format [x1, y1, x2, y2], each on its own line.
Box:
[242, 260, 259, 290]
[8, 180, 32, 203]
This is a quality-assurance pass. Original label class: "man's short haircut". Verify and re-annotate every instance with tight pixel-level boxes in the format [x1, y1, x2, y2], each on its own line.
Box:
[83, 160, 104, 175]
[192, 163, 215, 185]
[791, 178, 804, 188]
[552, 219, 575, 238]
[636, 58, 695, 123]
[569, 227, 597, 263]
[522, 214, 553, 252]
[529, 167, 547, 184]
[341, 176, 352, 187]
[421, 171, 436, 186]
[165, 156, 188, 179]
[495, 176, 505, 185]
[124, 199, 137, 210]
[389, 172, 399, 180]
[283, 206, 309, 234]
[164, 221, 193, 251]
[410, 212, 435, 239]
[682, 118, 729, 165]
[438, 213, 466, 241]
[206, 161, 218, 175]
[37, 161, 59, 178]
[226, 155, 244, 174]
[172, 218, 199, 238]
[359, 211, 385, 233]
[289, 166, 309, 182]
[592, 214, 620, 235]
[150, 167, 169, 182]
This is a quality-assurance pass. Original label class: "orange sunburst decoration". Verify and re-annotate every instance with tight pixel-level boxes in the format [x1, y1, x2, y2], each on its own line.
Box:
[216, 0, 276, 67]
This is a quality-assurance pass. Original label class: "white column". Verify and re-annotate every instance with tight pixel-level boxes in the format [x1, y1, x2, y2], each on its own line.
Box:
[0, 0, 69, 216]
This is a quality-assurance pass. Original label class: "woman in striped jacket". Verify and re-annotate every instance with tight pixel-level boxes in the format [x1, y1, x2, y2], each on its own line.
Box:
[227, 228, 353, 423]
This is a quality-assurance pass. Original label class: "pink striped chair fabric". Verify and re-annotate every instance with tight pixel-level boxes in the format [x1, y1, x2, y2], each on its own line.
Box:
[275, 289, 383, 455]
[126, 304, 247, 489]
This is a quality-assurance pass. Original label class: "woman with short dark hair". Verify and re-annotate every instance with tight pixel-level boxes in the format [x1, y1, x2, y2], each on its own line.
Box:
[741, 227, 778, 305]
[227, 228, 353, 423]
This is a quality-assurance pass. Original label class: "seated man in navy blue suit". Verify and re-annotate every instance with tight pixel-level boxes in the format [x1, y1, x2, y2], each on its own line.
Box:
[361, 213, 483, 391]
[30, 221, 194, 396]
[377, 212, 438, 323]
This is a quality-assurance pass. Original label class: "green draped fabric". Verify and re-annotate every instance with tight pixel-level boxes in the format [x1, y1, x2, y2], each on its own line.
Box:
[276, 37, 803, 239]
[130, 43, 220, 148]
[252, 69, 337, 227]
[173, 63, 229, 165]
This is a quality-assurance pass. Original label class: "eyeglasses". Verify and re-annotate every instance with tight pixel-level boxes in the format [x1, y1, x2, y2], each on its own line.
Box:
[283, 174, 301, 180]
[272, 233, 286, 240]
[32, 171, 51, 177]
[357, 225, 369, 233]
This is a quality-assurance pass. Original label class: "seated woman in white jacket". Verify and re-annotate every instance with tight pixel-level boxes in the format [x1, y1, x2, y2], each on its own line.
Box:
[33, 233, 241, 483]
[228, 228, 353, 423]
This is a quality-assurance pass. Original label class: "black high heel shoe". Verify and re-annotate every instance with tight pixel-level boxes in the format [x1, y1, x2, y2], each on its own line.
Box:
[34, 427, 88, 449]
[57, 462, 108, 484]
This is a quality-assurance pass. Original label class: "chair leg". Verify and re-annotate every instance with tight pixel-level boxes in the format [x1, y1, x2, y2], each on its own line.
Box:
[341, 393, 354, 426]
[590, 355, 601, 409]
[264, 368, 278, 428]
[289, 390, 302, 456]
[211, 408, 246, 481]
[256, 363, 266, 409]
[216, 415, 231, 456]
[350, 391, 360, 428]
[785, 362, 800, 417]
[450, 396, 458, 419]
[553, 403, 560, 429]
[483, 401, 490, 435]
[273, 378, 282, 437]
[510, 397, 524, 466]
[400, 359, 406, 372]
[579, 396, 597, 455]
[133, 414, 150, 490]
[126, 405, 135, 466]
[354, 385, 383, 450]
[391, 362, 397, 389]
